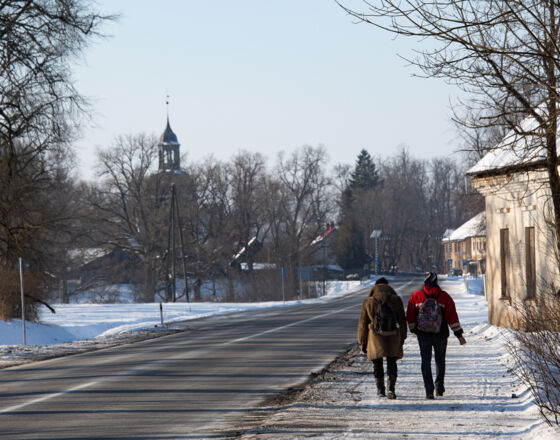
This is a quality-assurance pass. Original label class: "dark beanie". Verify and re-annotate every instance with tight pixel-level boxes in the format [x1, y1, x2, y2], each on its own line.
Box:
[375, 277, 389, 285]
[424, 271, 438, 286]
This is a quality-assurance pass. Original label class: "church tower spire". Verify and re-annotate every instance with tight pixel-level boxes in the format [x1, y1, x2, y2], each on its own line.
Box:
[158, 96, 181, 172]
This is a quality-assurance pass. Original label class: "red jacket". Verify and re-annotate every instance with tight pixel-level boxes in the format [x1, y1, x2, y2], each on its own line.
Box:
[406, 285, 463, 338]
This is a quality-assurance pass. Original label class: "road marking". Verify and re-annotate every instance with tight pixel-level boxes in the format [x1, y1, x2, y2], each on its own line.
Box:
[394, 279, 417, 296]
[0, 302, 358, 415]
[219, 302, 358, 347]
[0, 380, 101, 414]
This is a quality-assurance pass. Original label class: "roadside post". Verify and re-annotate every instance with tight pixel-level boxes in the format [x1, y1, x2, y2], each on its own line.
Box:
[279, 267, 287, 302]
[18, 257, 26, 345]
[159, 303, 164, 327]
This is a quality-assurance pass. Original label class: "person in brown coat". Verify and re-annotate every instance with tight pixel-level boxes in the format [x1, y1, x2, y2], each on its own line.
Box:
[358, 277, 407, 399]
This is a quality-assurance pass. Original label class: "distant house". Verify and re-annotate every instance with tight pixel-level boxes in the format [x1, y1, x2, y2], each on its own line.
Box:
[467, 114, 559, 329]
[304, 223, 345, 280]
[309, 223, 338, 267]
[442, 212, 486, 276]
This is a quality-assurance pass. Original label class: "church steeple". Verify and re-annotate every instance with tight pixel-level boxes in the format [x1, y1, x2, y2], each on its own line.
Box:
[158, 97, 181, 172]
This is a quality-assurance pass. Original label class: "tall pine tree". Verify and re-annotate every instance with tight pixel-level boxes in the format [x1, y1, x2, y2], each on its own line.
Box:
[334, 188, 369, 270]
[349, 149, 380, 190]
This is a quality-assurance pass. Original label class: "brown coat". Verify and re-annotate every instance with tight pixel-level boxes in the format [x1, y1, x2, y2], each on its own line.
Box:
[357, 283, 407, 361]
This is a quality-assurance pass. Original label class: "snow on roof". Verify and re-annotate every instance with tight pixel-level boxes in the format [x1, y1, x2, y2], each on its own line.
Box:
[67, 248, 111, 265]
[442, 228, 455, 239]
[310, 225, 336, 246]
[467, 107, 548, 176]
[443, 212, 486, 242]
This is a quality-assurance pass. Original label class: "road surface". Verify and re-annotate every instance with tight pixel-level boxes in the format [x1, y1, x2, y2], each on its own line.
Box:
[0, 277, 419, 439]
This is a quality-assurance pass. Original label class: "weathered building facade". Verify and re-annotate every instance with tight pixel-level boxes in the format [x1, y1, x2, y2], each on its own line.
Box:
[468, 137, 558, 329]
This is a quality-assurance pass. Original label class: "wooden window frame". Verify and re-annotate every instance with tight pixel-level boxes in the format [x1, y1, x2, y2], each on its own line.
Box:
[500, 228, 510, 299]
[525, 226, 536, 299]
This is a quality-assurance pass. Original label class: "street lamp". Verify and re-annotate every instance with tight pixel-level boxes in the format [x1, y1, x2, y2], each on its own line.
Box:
[370, 229, 382, 274]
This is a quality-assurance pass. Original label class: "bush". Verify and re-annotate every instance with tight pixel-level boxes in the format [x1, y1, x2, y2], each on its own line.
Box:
[0, 266, 44, 322]
[506, 281, 560, 425]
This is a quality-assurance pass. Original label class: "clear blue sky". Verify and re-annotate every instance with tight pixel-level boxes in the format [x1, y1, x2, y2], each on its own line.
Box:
[74, 0, 458, 180]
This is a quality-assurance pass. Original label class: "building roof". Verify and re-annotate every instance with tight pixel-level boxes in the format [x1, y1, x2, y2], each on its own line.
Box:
[310, 225, 336, 246]
[466, 106, 548, 177]
[443, 212, 486, 242]
[442, 228, 455, 240]
[159, 118, 179, 145]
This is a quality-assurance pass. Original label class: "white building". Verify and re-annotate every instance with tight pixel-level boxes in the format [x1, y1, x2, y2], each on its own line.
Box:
[467, 115, 559, 329]
[442, 212, 486, 276]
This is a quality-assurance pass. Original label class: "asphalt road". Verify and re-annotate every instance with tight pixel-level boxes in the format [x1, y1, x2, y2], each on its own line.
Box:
[0, 277, 420, 439]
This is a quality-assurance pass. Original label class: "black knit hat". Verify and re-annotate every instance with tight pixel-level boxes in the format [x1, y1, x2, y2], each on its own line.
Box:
[375, 277, 389, 285]
[424, 271, 438, 286]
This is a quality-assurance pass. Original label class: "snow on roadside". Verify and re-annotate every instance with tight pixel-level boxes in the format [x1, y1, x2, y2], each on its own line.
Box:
[0, 279, 370, 347]
[240, 279, 560, 439]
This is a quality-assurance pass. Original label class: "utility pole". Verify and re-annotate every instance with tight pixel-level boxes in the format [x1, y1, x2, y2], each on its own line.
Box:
[173, 184, 190, 302]
[170, 186, 176, 302]
[166, 184, 190, 303]
[18, 258, 26, 345]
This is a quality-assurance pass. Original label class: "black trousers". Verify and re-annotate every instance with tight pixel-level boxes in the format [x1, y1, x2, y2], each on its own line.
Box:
[417, 333, 448, 393]
[373, 356, 398, 378]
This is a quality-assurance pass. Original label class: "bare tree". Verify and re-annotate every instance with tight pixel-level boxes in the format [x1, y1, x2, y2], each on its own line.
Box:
[180, 160, 233, 301]
[332, 163, 353, 193]
[0, 1, 113, 272]
[91, 134, 170, 301]
[337, 0, 560, 257]
[375, 148, 428, 271]
[266, 145, 334, 297]
[228, 151, 268, 272]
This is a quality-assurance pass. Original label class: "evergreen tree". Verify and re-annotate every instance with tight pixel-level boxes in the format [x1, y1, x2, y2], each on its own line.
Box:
[349, 149, 380, 190]
[334, 188, 369, 270]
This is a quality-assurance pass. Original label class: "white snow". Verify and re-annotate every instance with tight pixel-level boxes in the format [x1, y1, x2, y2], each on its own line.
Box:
[445, 212, 486, 241]
[0, 280, 364, 347]
[467, 108, 548, 175]
[342, 279, 560, 439]
[241, 279, 560, 439]
[0, 278, 559, 438]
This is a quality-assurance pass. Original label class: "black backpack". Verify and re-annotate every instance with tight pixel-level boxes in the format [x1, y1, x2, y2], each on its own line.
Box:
[373, 296, 399, 336]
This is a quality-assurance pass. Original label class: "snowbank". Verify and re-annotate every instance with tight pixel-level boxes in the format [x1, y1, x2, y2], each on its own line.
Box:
[0, 279, 372, 346]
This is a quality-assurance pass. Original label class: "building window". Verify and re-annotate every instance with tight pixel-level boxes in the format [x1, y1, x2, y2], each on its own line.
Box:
[500, 228, 510, 298]
[525, 227, 536, 299]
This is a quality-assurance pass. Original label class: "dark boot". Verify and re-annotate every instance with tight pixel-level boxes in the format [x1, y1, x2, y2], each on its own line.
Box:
[375, 377, 386, 397]
[387, 376, 397, 400]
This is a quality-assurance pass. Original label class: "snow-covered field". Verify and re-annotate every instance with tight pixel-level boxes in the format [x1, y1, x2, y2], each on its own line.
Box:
[1, 276, 559, 438]
[0, 280, 364, 347]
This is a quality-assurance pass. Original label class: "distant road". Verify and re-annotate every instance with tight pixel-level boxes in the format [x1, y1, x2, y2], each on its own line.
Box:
[0, 276, 421, 439]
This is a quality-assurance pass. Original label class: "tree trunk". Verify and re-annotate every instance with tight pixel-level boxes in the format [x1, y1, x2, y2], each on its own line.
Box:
[545, 59, 560, 263]
[545, 139, 560, 261]
[143, 263, 156, 302]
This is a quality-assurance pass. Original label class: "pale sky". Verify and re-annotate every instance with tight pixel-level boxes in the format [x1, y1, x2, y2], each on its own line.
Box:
[74, 0, 459, 181]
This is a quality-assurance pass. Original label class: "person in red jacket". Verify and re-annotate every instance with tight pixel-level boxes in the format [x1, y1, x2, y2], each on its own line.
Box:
[407, 272, 467, 399]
